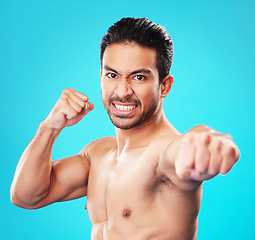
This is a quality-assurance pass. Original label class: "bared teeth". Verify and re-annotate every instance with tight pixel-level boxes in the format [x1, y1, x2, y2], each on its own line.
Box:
[115, 104, 136, 111]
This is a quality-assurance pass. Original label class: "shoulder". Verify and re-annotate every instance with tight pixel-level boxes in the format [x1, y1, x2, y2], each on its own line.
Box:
[79, 136, 117, 162]
[147, 121, 181, 153]
[149, 133, 180, 154]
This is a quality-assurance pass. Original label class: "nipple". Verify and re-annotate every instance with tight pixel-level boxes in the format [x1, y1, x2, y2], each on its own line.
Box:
[122, 208, 131, 217]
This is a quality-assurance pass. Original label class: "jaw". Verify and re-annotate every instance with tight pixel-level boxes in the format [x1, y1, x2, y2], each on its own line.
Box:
[106, 98, 162, 131]
[107, 104, 142, 130]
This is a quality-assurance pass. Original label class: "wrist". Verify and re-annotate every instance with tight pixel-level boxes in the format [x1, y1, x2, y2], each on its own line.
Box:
[39, 119, 62, 136]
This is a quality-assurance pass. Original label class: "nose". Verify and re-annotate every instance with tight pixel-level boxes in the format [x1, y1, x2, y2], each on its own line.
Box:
[114, 77, 134, 99]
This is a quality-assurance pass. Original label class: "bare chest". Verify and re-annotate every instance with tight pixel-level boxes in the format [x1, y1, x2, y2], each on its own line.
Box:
[86, 147, 164, 222]
[85, 144, 201, 240]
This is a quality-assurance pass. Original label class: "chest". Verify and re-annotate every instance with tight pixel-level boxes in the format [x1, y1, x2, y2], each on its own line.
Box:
[86, 147, 165, 223]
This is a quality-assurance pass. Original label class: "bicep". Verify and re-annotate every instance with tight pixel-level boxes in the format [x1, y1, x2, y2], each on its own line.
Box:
[28, 154, 90, 209]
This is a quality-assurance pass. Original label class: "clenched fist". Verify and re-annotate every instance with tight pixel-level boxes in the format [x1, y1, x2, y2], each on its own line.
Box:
[44, 88, 94, 131]
[175, 126, 240, 182]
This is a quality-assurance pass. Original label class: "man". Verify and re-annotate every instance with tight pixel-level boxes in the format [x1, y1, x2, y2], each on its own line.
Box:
[11, 17, 239, 240]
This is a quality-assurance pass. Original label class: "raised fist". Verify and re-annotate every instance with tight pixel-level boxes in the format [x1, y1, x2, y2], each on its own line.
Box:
[44, 88, 94, 131]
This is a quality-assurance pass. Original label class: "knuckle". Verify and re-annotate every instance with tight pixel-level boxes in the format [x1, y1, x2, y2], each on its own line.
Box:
[66, 88, 74, 92]
[208, 163, 219, 176]
[176, 168, 186, 180]
[59, 96, 69, 106]
[68, 110, 78, 118]
[236, 147, 241, 160]
[201, 133, 210, 145]
[80, 100, 86, 108]
[212, 138, 222, 152]
[62, 89, 68, 94]
[61, 90, 68, 98]
[219, 167, 228, 175]
[62, 88, 73, 95]
[197, 163, 207, 173]
[77, 105, 83, 112]
[175, 162, 186, 178]
[220, 159, 234, 175]
[224, 133, 233, 141]
[184, 132, 196, 144]
[186, 131, 211, 146]
[208, 168, 217, 176]
[216, 140, 222, 151]
[225, 146, 235, 157]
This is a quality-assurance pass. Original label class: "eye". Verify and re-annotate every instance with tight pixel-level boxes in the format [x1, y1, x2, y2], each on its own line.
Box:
[134, 75, 146, 81]
[106, 72, 117, 79]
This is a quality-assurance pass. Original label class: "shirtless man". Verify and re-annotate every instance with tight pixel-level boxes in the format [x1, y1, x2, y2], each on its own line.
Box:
[10, 17, 240, 240]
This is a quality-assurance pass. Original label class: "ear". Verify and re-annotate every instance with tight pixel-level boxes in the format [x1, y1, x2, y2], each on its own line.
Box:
[160, 75, 174, 98]
[100, 69, 102, 85]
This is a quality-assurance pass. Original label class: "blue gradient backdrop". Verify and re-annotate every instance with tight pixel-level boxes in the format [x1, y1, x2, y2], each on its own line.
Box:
[1, 0, 254, 239]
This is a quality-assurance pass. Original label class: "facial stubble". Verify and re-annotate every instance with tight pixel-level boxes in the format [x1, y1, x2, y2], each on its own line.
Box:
[103, 95, 160, 130]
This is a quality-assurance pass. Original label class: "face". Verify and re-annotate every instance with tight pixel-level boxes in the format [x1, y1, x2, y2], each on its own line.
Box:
[100, 43, 163, 130]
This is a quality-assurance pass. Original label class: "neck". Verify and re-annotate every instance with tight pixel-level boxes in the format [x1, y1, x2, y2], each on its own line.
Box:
[115, 108, 177, 155]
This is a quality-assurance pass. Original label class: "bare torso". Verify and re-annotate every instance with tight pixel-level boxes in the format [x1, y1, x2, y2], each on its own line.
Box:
[10, 74, 239, 239]
[84, 134, 202, 240]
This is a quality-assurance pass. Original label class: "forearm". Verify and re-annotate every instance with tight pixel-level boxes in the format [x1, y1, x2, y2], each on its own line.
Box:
[11, 120, 60, 207]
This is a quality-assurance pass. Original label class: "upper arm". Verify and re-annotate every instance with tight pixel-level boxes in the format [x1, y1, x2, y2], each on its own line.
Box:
[27, 153, 90, 209]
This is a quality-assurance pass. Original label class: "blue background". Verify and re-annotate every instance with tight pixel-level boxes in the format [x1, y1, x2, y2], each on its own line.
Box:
[1, 0, 254, 239]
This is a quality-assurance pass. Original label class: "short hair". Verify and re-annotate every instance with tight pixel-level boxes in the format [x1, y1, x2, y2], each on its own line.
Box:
[100, 17, 174, 83]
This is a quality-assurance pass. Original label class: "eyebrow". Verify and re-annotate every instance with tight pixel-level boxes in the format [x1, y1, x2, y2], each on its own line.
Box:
[103, 65, 152, 76]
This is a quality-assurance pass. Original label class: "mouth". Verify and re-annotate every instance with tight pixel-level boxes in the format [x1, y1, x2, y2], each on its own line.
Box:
[112, 102, 138, 116]
[114, 104, 137, 111]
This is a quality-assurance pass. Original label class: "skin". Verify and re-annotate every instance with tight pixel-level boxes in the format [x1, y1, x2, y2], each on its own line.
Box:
[10, 43, 240, 240]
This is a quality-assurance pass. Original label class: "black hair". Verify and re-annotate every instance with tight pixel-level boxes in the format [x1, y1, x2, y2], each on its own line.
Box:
[100, 17, 174, 83]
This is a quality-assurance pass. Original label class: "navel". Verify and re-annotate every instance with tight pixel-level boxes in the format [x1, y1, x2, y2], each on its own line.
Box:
[122, 208, 131, 217]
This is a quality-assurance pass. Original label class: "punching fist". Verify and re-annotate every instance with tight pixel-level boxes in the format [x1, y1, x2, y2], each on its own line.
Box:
[44, 88, 94, 131]
[175, 126, 240, 182]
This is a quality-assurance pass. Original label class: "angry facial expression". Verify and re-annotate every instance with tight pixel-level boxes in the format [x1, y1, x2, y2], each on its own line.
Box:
[100, 43, 162, 130]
